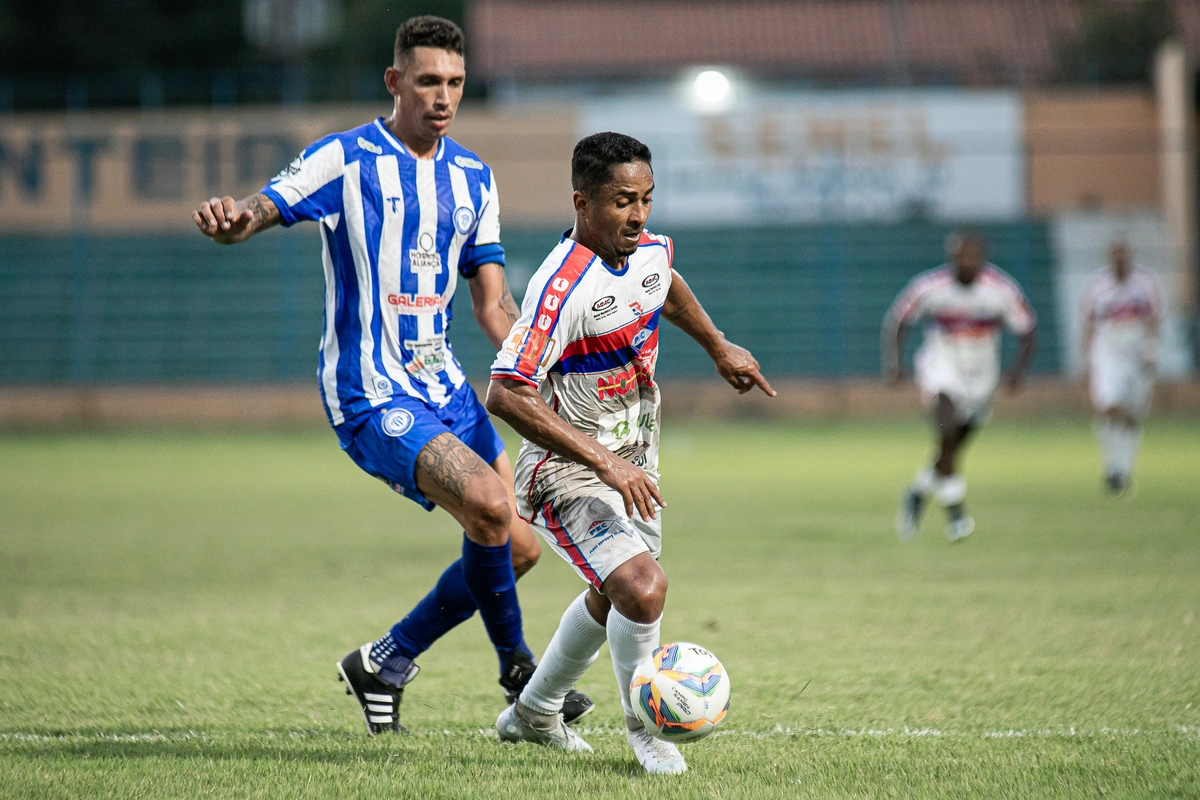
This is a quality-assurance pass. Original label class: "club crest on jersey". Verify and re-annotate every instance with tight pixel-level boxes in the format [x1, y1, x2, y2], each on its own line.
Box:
[629, 301, 644, 315]
[632, 328, 652, 351]
[453, 205, 476, 235]
[381, 408, 414, 437]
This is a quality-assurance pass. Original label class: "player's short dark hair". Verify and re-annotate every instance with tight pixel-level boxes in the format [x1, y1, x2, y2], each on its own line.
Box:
[571, 132, 653, 198]
[394, 16, 465, 66]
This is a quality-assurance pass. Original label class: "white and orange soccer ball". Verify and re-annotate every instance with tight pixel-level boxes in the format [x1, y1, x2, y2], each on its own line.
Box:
[629, 642, 730, 742]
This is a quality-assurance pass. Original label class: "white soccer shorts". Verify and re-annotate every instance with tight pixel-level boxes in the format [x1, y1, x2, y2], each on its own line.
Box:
[915, 351, 998, 425]
[1090, 356, 1154, 420]
[529, 488, 662, 592]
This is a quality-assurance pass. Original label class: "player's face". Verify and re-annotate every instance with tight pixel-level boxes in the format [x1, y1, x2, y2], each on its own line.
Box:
[953, 240, 985, 285]
[386, 47, 465, 146]
[578, 161, 654, 262]
[1111, 244, 1131, 280]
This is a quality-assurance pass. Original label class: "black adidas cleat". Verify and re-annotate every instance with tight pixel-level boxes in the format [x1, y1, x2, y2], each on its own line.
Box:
[336, 644, 418, 735]
[499, 649, 595, 726]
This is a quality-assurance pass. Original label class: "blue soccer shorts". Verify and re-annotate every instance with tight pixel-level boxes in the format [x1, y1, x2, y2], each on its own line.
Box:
[335, 383, 506, 511]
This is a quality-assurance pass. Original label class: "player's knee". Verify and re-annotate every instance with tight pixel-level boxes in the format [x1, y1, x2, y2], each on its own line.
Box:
[462, 486, 512, 546]
[510, 534, 541, 578]
[612, 568, 668, 624]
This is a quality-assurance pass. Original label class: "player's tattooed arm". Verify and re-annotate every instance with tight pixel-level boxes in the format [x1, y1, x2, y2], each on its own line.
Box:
[468, 262, 521, 350]
[193, 192, 281, 245]
[663, 270, 776, 397]
[415, 433, 494, 506]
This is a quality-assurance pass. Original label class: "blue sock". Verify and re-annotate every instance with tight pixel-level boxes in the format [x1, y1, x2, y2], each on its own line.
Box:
[389, 559, 478, 660]
[459, 535, 530, 662]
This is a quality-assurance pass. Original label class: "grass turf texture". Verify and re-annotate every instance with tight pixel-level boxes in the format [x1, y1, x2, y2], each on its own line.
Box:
[1, 419, 1198, 798]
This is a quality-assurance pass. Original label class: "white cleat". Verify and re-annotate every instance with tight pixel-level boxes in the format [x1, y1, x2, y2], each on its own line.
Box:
[496, 703, 592, 752]
[626, 720, 687, 775]
[945, 513, 975, 542]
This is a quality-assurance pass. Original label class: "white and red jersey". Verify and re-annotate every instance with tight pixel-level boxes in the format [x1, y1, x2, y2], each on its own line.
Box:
[889, 263, 1035, 382]
[492, 231, 673, 516]
[1083, 270, 1162, 362]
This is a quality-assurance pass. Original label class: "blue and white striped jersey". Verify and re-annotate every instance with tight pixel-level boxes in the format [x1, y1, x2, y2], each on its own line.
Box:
[260, 117, 505, 426]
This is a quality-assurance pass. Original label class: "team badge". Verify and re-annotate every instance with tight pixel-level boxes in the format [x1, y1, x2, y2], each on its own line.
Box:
[453, 205, 476, 235]
[381, 408, 415, 437]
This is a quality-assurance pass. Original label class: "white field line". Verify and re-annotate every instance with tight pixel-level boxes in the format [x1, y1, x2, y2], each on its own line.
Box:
[1, 726, 1198, 745]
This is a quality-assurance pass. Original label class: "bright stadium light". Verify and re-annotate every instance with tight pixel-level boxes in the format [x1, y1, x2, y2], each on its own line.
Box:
[692, 69, 732, 108]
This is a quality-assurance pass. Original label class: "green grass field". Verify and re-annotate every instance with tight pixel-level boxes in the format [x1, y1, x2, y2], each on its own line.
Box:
[2, 419, 1198, 798]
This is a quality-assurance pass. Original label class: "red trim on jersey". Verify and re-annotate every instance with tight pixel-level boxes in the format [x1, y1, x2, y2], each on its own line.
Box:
[560, 306, 660, 359]
[932, 313, 1003, 337]
[514, 244, 592, 377]
[541, 500, 602, 590]
[490, 369, 539, 388]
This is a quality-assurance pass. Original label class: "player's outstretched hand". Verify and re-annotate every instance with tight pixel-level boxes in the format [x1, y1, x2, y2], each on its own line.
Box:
[714, 342, 776, 396]
[194, 196, 254, 244]
[596, 456, 665, 521]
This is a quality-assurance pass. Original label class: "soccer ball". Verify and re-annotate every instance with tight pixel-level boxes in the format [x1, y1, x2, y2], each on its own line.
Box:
[629, 642, 730, 742]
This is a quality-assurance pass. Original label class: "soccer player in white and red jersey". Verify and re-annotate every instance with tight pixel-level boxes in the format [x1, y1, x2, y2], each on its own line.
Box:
[883, 234, 1037, 542]
[1081, 241, 1163, 494]
[485, 132, 774, 774]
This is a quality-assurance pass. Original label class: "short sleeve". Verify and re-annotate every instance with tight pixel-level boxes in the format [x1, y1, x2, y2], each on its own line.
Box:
[259, 137, 345, 227]
[460, 170, 505, 276]
[1001, 280, 1036, 335]
[491, 245, 593, 386]
[888, 276, 929, 324]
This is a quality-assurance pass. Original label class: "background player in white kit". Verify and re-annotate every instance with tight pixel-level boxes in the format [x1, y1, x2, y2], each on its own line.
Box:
[485, 133, 775, 774]
[1081, 241, 1163, 494]
[883, 234, 1037, 542]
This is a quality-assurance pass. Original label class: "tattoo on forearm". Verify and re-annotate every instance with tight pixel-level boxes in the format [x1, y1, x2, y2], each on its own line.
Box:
[498, 281, 520, 326]
[245, 193, 279, 230]
[416, 433, 491, 504]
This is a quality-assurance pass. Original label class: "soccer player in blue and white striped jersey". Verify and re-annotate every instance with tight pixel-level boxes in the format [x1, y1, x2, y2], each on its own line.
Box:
[193, 16, 591, 734]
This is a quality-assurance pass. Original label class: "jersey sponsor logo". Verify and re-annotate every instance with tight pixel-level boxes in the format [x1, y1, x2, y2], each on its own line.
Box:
[381, 408, 415, 437]
[374, 376, 393, 395]
[641, 273, 661, 293]
[631, 328, 652, 351]
[592, 295, 619, 319]
[357, 136, 383, 155]
[403, 335, 448, 375]
[275, 154, 304, 179]
[611, 413, 657, 441]
[502, 326, 559, 367]
[387, 293, 444, 313]
[454, 155, 484, 170]
[453, 205, 476, 235]
[597, 363, 654, 399]
[409, 246, 443, 275]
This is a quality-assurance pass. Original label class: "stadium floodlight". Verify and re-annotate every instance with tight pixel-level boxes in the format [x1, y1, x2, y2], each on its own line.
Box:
[687, 68, 735, 113]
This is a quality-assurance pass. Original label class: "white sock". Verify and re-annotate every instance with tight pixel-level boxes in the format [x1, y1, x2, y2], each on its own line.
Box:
[934, 473, 966, 506]
[606, 609, 661, 720]
[1096, 418, 1121, 475]
[911, 466, 941, 497]
[519, 591, 607, 716]
[1118, 424, 1143, 476]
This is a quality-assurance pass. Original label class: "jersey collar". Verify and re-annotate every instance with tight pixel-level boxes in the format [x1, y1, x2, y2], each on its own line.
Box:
[560, 230, 631, 276]
[373, 118, 446, 161]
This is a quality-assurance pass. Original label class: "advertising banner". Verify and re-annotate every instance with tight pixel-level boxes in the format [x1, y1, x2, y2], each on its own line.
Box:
[579, 89, 1026, 224]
